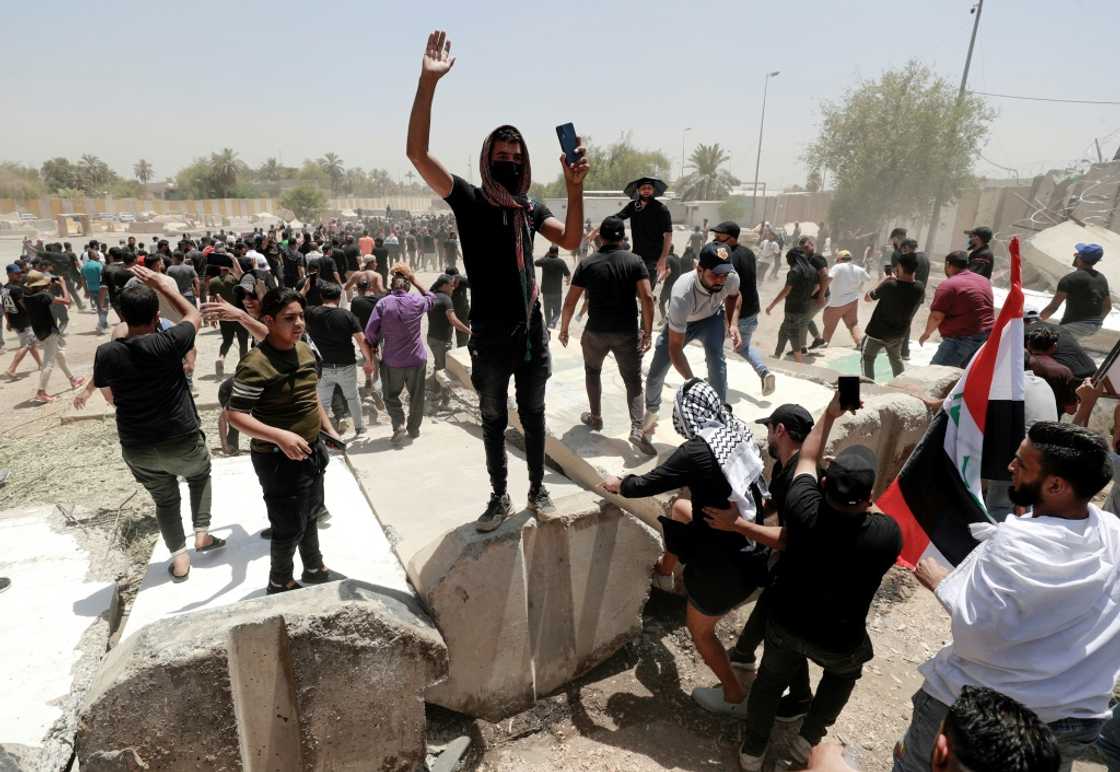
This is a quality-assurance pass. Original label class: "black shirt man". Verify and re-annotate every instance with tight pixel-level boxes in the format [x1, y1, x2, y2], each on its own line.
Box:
[615, 177, 673, 282]
[533, 246, 571, 329]
[965, 226, 994, 279]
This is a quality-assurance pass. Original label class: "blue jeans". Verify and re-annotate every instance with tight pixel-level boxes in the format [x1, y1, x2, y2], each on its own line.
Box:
[1060, 319, 1103, 340]
[1095, 703, 1120, 771]
[893, 688, 1104, 772]
[644, 312, 727, 412]
[736, 314, 769, 378]
[931, 331, 988, 368]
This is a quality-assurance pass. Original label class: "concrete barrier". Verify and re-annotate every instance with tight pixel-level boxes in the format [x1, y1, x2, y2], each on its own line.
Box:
[825, 392, 931, 499]
[347, 419, 661, 721]
[887, 364, 964, 401]
[77, 581, 447, 772]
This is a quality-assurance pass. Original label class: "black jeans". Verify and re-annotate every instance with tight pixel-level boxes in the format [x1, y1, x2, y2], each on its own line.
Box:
[543, 292, 562, 328]
[250, 441, 327, 587]
[219, 319, 249, 360]
[734, 589, 770, 657]
[468, 313, 550, 496]
[381, 363, 426, 434]
[742, 620, 871, 755]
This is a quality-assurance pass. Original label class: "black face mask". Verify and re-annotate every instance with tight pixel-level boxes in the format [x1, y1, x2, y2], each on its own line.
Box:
[490, 161, 522, 192]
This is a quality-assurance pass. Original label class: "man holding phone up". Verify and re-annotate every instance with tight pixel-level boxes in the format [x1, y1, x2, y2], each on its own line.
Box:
[407, 30, 590, 533]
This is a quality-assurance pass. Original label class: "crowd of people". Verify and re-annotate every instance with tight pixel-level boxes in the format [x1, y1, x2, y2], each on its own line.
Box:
[2, 28, 1119, 772]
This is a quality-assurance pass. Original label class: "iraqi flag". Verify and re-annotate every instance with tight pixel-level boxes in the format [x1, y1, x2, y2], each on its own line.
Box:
[876, 236, 1026, 568]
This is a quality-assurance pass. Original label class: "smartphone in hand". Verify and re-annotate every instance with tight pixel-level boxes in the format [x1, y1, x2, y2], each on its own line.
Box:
[838, 375, 861, 412]
[556, 123, 580, 165]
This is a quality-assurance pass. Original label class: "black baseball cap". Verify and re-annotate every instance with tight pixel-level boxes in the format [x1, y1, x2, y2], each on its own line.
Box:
[697, 242, 735, 275]
[710, 221, 741, 239]
[825, 445, 877, 507]
[599, 216, 625, 242]
[965, 226, 993, 242]
[756, 404, 814, 438]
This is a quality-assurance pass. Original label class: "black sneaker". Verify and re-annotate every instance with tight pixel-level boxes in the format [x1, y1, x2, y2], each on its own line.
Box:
[728, 646, 757, 673]
[809, 338, 827, 350]
[259, 527, 272, 539]
[266, 580, 302, 595]
[774, 693, 812, 723]
[476, 492, 513, 533]
[301, 567, 335, 585]
[408, 427, 421, 439]
[527, 486, 557, 518]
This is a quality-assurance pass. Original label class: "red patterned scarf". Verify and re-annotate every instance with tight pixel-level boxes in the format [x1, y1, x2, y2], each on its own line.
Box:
[479, 126, 537, 322]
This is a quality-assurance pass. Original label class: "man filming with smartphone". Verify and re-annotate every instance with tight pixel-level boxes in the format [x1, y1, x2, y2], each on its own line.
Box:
[407, 29, 590, 533]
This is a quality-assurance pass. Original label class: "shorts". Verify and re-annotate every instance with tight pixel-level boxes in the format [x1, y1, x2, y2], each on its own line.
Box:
[682, 548, 769, 617]
[15, 328, 37, 348]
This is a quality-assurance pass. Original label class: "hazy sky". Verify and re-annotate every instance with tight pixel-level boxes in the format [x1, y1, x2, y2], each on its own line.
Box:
[2, 0, 1118, 190]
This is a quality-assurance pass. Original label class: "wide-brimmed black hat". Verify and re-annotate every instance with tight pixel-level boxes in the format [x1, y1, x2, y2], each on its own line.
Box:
[624, 176, 668, 199]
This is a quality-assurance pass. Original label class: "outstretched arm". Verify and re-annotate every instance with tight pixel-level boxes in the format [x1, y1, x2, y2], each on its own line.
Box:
[406, 30, 456, 199]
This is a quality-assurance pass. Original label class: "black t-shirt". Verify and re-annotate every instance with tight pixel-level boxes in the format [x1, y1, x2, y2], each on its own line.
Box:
[1057, 268, 1110, 324]
[865, 279, 925, 340]
[2, 283, 30, 330]
[343, 245, 361, 274]
[350, 295, 377, 331]
[305, 305, 361, 365]
[308, 254, 340, 283]
[783, 261, 819, 314]
[281, 248, 304, 286]
[93, 322, 200, 448]
[23, 290, 57, 340]
[730, 244, 760, 318]
[768, 474, 901, 652]
[444, 175, 553, 327]
[616, 199, 672, 264]
[428, 292, 454, 342]
[103, 263, 132, 305]
[372, 247, 389, 273]
[968, 245, 994, 278]
[534, 255, 571, 296]
[807, 253, 828, 300]
[1034, 321, 1095, 379]
[768, 451, 800, 522]
[205, 252, 234, 278]
[451, 279, 470, 316]
[571, 248, 650, 333]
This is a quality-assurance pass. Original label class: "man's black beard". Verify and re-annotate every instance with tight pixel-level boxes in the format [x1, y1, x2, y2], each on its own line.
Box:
[1007, 479, 1043, 507]
[767, 441, 779, 460]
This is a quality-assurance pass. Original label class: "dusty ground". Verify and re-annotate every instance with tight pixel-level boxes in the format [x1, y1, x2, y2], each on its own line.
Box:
[0, 231, 1105, 771]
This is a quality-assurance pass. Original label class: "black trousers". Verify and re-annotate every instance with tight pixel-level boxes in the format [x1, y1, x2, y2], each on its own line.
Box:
[468, 313, 550, 496]
[219, 320, 249, 360]
[250, 441, 327, 587]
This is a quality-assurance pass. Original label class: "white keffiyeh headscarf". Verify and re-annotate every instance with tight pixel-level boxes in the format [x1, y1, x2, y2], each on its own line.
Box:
[672, 379, 765, 520]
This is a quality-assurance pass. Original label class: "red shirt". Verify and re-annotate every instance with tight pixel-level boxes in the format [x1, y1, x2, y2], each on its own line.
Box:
[930, 269, 994, 338]
[358, 235, 374, 256]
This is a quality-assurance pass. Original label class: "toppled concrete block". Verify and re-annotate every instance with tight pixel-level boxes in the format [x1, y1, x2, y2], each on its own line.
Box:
[77, 580, 447, 772]
[0, 505, 124, 771]
[347, 420, 662, 721]
[825, 392, 930, 499]
[887, 364, 963, 401]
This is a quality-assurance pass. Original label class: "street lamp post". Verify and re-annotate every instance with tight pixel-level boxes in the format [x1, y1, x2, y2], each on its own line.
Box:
[680, 127, 692, 184]
[751, 71, 780, 228]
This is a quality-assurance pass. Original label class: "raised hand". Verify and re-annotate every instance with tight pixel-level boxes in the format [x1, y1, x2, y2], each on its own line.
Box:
[421, 30, 456, 81]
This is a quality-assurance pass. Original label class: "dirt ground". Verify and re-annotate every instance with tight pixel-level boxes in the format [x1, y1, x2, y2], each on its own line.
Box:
[0, 232, 1105, 771]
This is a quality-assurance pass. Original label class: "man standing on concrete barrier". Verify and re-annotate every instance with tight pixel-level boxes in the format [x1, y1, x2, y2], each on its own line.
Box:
[365, 265, 434, 447]
[558, 215, 655, 456]
[712, 221, 775, 396]
[613, 176, 673, 285]
[641, 243, 741, 439]
[1039, 242, 1110, 341]
[80, 265, 220, 582]
[227, 288, 344, 594]
[920, 251, 994, 368]
[407, 29, 588, 532]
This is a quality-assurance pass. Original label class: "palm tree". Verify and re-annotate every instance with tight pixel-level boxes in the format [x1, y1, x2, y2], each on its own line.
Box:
[134, 159, 154, 184]
[318, 153, 345, 194]
[209, 148, 240, 198]
[78, 154, 112, 193]
[677, 143, 740, 201]
[258, 157, 282, 182]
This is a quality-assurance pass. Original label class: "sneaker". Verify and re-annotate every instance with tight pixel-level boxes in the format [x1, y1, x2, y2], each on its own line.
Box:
[259, 527, 272, 539]
[314, 506, 332, 525]
[580, 412, 604, 431]
[407, 427, 420, 439]
[780, 735, 812, 768]
[628, 429, 657, 457]
[775, 694, 811, 723]
[266, 580, 302, 595]
[691, 685, 748, 719]
[353, 427, 367, 437]
[300, 567, 335, 585]
[476, 492, 513, 533]
[390, 427, 407, 448]
[738, 744, 766, 772]
[809, 338, 827, 350]
[215, 360, 224, 378]
[652, 571, 678, 593]
[369, 390, 385, 411]
[641, 408, 658, 436]
[527, 486, 557, 517]
[728, 647, 757, 673]
[761, 372, 776, 396]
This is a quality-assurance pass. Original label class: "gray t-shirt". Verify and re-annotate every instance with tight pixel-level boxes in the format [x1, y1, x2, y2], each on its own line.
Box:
[665, 271, 740, 333]
[166, 263, 198, 296]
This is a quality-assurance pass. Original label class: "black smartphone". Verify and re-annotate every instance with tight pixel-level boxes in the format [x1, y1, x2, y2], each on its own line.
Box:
[883, 264, 894, 277]
[322, 433, 348, 452]
[838, 376, 860, 411]
[556, 123, 580, 165]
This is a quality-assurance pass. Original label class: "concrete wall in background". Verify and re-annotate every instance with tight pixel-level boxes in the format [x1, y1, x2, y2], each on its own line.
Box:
[0, 195, 439, 219]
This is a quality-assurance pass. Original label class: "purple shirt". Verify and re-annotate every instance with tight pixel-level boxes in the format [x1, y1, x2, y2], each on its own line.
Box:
[365, 289, 436, 368]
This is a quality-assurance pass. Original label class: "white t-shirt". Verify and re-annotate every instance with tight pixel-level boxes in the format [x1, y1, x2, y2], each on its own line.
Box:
[919, 505, 1120, 722]
[827, 262, 870, 307]
[759, 239, 780, 262]
[246, 249, 270, 272]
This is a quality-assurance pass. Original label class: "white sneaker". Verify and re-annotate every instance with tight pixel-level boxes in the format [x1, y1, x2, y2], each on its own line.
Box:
[738, 746, 765, 772]
[781, 735, 812, 769]
[762, 372, 776, 396]
[691, 685, 749, 718]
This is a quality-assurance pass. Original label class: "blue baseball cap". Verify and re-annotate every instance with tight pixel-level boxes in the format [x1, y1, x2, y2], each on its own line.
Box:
[1076, 243, 1104, 263]
[5, 263, 21, 274]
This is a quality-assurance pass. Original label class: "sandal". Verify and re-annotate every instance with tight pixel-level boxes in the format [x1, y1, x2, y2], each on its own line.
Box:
[167, 562, 190, 583]
[580, 412, 604, 431]
[195, 535, 226, 553]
